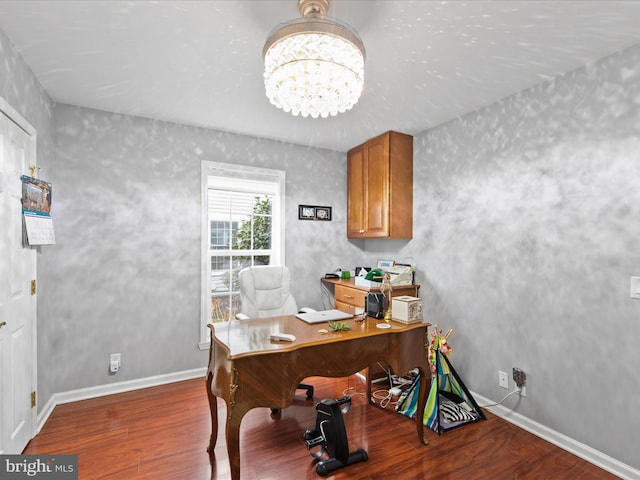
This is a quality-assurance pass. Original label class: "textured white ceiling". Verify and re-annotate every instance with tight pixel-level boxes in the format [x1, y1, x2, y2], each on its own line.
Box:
[1, 0, 639, 152]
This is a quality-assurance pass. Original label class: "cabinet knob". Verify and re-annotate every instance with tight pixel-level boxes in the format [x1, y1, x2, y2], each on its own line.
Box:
[343, 295, 354, 300]
[359, 229, 365, 234]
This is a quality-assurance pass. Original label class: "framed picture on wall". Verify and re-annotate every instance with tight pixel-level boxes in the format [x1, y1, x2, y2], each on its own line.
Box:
[315, 206, 331, 221]
[299, 205, 316, 219]
[298, 205, 332, 221]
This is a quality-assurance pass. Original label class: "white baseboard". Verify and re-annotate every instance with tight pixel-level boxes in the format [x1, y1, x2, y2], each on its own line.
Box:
[472, 391, 639, 480]
[36, 367, 207, 433]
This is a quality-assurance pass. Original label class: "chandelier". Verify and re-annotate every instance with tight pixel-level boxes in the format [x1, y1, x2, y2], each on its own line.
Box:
[262, 0, 366, 119]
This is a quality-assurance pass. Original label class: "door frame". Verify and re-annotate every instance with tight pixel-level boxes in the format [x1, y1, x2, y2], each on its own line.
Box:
[0, 95, 38, 449]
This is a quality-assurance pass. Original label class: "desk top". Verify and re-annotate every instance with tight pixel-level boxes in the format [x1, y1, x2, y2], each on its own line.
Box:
[210, 315, 430, 360]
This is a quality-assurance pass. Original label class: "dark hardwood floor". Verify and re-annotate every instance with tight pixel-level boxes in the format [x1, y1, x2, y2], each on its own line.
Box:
[24, 375, 617, 479]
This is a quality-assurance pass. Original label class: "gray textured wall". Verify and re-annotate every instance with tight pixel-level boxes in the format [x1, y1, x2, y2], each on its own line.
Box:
[48, 104, 362, 396]
[321, 44, 640, 469]
[409, 45, 640, 468]
[2, 19, 639, 472]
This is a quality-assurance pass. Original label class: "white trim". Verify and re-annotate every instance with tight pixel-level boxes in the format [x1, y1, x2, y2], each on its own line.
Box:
[472, 391, 640, 480]
[36, 367, 207, 433]
[0, 97, 36, 136]
[1, 95, 38, 451]
[200, 161, 210, 347]
[199, 160, 286, 345]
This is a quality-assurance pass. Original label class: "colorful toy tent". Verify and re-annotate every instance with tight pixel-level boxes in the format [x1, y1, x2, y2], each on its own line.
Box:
[396, 327, 485, 434]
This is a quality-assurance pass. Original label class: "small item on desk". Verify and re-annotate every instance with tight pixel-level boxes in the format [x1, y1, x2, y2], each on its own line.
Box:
[355, 267, 371, 277]
[376, 323, 391, 329]
[324, 273, 339, 279]
[328, 321, 351, 332]
[269, 332, 296, 342]
[391, 296, 423, 324]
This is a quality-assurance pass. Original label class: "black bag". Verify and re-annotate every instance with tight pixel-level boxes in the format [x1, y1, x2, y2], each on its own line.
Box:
[366, 292, 385, 319]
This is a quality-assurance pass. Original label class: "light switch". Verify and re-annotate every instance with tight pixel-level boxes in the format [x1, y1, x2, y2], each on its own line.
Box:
[630, 276, 640, 300]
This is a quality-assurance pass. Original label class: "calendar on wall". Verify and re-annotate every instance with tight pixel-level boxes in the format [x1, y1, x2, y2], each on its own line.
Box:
[21, 175, 55, 246]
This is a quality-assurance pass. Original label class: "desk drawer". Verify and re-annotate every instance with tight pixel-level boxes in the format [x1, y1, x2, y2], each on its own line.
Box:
[335, 284, 367, 308]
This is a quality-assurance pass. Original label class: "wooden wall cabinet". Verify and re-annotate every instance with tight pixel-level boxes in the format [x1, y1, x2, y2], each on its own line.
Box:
[347, 131, 413, 238]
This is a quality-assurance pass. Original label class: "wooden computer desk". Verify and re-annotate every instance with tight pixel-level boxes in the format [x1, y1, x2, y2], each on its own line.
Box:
[320, 276, 420, 311]
[206, 315, 431, 480]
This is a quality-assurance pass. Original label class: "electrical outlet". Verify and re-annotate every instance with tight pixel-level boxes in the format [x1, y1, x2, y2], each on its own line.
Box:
[498, 370, 509, 389]
[110, 353, 121, 373]
[518, 386, 527, 397]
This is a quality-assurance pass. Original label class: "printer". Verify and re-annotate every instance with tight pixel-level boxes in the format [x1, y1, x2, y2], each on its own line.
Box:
[355, 264, 414, 287]
[385, 264, 414, 286]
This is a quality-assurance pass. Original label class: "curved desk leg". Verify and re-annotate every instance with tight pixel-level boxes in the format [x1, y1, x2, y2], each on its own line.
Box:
[416, 367, 430, 445]
[206, 371, 218, 452]
[206, 366, 246, 480]
[226, 404, 249, 480]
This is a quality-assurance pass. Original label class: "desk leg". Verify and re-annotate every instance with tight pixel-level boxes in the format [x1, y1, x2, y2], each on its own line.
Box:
[416, 367, 429, 445]
[205, 371, 218, 452]
[226, 405, 249, 480]
[205, 369, 245, 480]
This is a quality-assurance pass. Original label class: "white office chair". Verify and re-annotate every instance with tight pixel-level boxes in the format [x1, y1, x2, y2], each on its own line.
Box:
[236, 265, 315, 399]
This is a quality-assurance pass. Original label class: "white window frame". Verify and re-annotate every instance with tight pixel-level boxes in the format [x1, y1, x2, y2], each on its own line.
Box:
[199, 161, 286, 348]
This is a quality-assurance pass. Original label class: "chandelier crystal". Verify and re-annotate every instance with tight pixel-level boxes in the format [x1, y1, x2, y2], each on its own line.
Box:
[263, 0, 366, 119]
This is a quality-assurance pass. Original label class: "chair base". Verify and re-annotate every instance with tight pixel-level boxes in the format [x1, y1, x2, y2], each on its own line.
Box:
[298, 382, 314, 399]
[270, 382, 314, 415]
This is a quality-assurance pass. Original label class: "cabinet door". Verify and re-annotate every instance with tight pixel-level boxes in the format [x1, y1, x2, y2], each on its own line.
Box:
[347, 145, 366, 237]
[347, 131, 412, 239]
[363, 134, 390, 237]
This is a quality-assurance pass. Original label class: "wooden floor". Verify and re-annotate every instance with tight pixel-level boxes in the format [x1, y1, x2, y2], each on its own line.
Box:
[24, 376, 617, 480]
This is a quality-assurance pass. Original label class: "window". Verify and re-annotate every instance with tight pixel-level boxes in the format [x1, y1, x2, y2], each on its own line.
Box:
[200, 162, 285, 347]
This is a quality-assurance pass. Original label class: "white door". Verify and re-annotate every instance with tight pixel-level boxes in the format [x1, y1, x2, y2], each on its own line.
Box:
[0, 101, 37, 454]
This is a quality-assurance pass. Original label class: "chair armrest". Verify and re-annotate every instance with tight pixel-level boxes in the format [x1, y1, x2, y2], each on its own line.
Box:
[236, 313, 250, 320]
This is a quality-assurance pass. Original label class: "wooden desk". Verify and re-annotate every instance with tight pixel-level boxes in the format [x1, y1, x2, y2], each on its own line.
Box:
[206, 315, 431, 480]
[321, 277, 420, 312]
